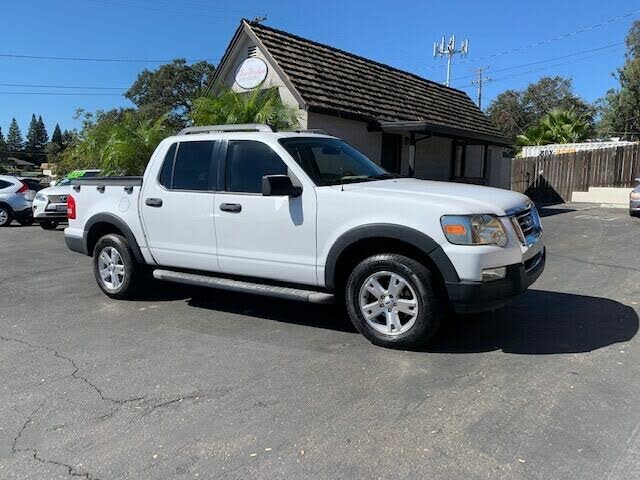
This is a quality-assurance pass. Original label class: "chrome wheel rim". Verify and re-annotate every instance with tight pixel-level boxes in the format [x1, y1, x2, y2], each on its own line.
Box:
[98, 247, 125, 291]
[0, 209, 8, 225]
[358, 270, 419, 336]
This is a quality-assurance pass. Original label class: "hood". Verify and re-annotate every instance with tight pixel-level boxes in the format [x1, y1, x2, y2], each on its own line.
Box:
[338, 178, 530, 215]
[39, 184, 73, 196]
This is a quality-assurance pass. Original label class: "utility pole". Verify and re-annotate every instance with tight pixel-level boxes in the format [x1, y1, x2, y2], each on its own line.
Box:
[471, 66, 491, 109]
[433, 35, 469, 87]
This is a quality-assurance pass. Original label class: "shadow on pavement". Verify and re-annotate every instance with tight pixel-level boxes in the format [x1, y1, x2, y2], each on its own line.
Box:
[188, 288, 355, 333]
[537, 206, 578, 218]
[141, 282, 638, 354]
[428, 289, 638, 355]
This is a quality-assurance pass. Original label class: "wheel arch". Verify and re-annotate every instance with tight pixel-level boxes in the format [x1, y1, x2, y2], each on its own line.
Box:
[324, 224, 459, 292]
[0, 201, 14, 213]
[84, 213, 144, 263]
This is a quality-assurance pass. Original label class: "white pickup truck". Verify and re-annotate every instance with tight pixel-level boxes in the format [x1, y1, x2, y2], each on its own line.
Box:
[64, 124, 545, 348]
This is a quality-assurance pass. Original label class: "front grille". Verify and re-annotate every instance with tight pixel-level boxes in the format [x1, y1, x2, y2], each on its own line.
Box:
[48, 195, 68, 204]
[511, 205, 541, 246]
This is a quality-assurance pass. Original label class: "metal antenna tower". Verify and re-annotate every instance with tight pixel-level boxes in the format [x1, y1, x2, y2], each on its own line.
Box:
[433, 35, 469, 87]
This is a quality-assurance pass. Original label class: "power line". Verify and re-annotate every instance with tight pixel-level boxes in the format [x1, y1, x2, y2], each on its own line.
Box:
[423, 8, 640, 72]
[455, 48, 615, 89]
[452, 42, 624, 81]
[0, 91, 123, 96]
[0, 82, 126, 90]
[0, 53, 218, 63]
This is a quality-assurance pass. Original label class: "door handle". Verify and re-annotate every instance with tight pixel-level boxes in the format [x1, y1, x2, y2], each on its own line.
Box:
[220, 203, 242, 213]
[145, 198, 163, 207]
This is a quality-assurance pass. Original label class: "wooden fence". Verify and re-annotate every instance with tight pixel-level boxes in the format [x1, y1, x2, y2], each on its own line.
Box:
[511, 144, 640, 203]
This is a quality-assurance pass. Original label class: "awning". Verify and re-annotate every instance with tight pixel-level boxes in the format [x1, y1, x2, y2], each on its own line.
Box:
[379, 120, 512, 147]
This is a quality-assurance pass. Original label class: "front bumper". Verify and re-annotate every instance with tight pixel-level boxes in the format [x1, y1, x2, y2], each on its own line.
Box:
[33, 200, 68, 220]
[446, 247, 546, 313]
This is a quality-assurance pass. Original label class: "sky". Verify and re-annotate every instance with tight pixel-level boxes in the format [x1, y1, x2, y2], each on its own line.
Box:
[0, 0, 638, 139]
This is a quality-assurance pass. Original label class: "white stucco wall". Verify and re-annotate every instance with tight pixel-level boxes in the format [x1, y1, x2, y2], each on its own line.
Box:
[307, 112, 382, 163]
[218, 33, 308, 128]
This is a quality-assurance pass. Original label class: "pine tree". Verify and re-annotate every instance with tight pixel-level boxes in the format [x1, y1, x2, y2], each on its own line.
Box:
[51, 123, 63, 148]
[7, 118, 23, 154]
[37, 116, 48, 148]
[26, 114, 39, 153]
[62, 129, 73, 147]
[0, 127, 7, 160]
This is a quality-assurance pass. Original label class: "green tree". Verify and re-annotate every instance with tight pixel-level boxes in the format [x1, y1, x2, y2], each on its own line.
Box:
[51, 123, 63, 149]
[487, 76, 595, 139]
[0, 127, 7, 161]
[62, 129, 74, 148]
[125, 58, 216, 128]
[598, 21, 640, 139]
[26, 114, 39, 152]
[6, 118, 23, 154]
[60, 109, 171, 176]
[191, 86, 299, 130]
[37, 115, 49, 147]
[517, 109, 590, 147]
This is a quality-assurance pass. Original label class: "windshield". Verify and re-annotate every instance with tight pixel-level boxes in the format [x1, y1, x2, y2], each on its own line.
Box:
[278, 137, 396, 186]
[57, 170, 100, 186]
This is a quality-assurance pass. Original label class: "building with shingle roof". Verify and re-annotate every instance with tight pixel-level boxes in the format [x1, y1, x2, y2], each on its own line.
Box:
[213, 19, 513, 187]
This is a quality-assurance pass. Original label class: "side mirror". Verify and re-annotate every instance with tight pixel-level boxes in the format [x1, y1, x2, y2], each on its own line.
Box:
[262, 175, 302, 197]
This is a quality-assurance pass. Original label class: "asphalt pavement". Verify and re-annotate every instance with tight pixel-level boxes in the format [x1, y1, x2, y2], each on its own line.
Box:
[1, 204, 639, 479]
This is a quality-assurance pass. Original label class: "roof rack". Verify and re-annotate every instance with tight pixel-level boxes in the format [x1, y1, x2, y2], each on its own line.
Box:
[290, 129, 327, 134]
[178, 124, 274, 135]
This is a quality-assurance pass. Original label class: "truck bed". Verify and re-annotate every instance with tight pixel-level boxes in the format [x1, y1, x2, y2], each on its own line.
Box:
[71, 176, 143, 187]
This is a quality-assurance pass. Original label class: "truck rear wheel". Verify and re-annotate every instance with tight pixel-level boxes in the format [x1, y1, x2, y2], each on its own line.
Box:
[92, 234, 140, 299]
[345, 254, 443, 349]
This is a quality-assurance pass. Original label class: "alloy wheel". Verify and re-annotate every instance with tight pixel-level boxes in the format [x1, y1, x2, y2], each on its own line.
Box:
[358, 270, 419, 335]
[98, 246, 126, 291]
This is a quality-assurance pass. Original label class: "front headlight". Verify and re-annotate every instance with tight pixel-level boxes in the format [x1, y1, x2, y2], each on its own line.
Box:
[35, 193, 47, 202]
[441, 214, 508, 247]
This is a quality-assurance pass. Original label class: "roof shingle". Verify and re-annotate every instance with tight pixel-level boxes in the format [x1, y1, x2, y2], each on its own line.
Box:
[246, 21, 506, 141]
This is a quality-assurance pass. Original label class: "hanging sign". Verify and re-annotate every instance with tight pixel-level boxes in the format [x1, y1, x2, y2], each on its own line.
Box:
[235, 57, 268, 89]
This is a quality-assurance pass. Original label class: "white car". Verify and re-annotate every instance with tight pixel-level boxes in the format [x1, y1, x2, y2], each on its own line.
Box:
[33, 170, 100, 229]
[64, 124, 545, 349]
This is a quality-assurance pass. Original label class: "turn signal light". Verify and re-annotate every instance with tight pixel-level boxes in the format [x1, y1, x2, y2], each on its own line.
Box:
[67, 195, 76, 219]
[443, 224, 467, 236]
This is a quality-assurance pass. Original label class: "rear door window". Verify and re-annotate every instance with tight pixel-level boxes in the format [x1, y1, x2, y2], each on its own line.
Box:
[159, 141, 217, 191]
[0, 179, 14, 190]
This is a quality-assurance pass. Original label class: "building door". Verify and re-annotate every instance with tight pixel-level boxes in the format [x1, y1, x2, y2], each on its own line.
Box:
[381, 133, 402, 174]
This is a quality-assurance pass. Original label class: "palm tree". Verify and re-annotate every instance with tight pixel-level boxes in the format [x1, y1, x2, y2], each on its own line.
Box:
[190, 85, 299, 130]
[59, 111, 171, 176]
[517, 109, 591, 147]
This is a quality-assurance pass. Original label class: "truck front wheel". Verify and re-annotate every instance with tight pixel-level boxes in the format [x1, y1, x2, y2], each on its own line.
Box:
[345, 254, 444, 349]
[92, 234, 140, 299]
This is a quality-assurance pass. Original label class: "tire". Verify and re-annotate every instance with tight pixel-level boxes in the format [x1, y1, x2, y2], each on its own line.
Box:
[17, 215, 34, 226]
[0, 205, 13, 227]
[345, 254, 444, 349]
[40, 219, 59, 230]
[92, 234, 141, 299]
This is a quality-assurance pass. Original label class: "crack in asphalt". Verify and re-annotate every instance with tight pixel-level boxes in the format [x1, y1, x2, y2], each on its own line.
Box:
[0, 334, 147, 405]
[1, 334, 148, 479]
[11, 404, 99, 479]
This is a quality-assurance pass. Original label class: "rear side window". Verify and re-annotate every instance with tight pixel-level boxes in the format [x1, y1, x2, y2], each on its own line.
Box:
[159, 141, 216, 191]
[225, 141, 287, 193]
[0, 179, 13, 190]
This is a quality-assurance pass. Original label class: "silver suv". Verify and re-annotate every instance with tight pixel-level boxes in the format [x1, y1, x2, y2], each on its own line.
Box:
[0, 175, 34, 226]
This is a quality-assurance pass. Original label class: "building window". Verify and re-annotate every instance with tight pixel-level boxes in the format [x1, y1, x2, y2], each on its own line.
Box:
[452, 142, 488, 184]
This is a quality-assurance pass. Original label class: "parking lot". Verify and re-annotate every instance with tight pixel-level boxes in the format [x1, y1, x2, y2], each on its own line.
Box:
[1, 204, 639, 479]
